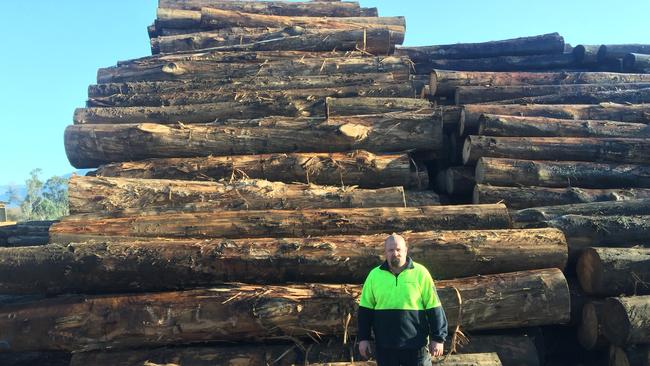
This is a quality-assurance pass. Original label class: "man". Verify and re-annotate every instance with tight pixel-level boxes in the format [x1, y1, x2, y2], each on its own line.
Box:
[357, 233, 448, 366]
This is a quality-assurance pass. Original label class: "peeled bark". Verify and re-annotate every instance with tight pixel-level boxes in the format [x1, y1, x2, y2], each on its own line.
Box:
[511, 199, 650, 224]
[603, 295, 650, 346]
[431, 69, 650, 97]
[445, 166, 475, 196]
[577, 247, 650, 296]
[494, 88, 650, 105]
[66, 113, 443, 169]
[598, 45, 650, 62]
[623, 53, 650, 73]
[0, 269, 570, 352]
[67, 176, 421, 215]
[49, 204, 513, 242]
[158, 0, 368, 16]
[92, 151, 429, 189]
[609, 345, 650, 366]
[478, 114, 650, 138]
[459, 103, 650, 135]
[473, 184, 650, 210]
[326, 97, 433, 117]
[97, 55, 411, 83]
[0, 228, 566, 294]
[462, 136, 650, 165]
[577, 301, 607, 350]
[410, 54, 575, 74]
[475, 157, 650, 189]
[456, 83, 650, 105]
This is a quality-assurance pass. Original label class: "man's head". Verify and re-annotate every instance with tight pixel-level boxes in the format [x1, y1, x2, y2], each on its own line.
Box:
[384, 233, 407, 269]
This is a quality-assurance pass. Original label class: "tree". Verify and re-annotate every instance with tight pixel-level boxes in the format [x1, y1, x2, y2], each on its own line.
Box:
[4, 169, 69, 221]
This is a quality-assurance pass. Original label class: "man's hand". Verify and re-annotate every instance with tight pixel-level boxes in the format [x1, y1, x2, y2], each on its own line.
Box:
[429, 341, 443, 357]
[359, 340, 371, 359]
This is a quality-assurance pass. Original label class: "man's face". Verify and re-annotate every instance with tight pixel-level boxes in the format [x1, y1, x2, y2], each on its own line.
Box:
[384, 236, 407, 268]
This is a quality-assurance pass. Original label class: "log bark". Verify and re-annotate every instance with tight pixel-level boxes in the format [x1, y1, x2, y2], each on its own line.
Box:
[0, 228, 566, 294]
[92, 151, 429, 189]
[462, 136, 650, 165]
[326, 97, 433, 117]
[49, 204, 513, 242]
[577, 301, 607, 350]
[459, 103, 650, 136]
[445, 166, 475, 196]
[577, 247, 650, 296]
[97, 55, 411, 83]
[478, 114, 650, 138]
[305, 353, 503, 365]
[598, 45, 650, 62]
[456, 83, 650, 105]
[572, 45, 601, 64]
[67, 176, 423, 215]
[66, 113, 443, 169]
[431, 70, 650, 97]
[152, 27, 402, 55]
[494, 88, 650, 105]
[511, 199, 650, 224]
[0, 268, 570, 352]
[396, 33, 565, 61]
[603, 295, 650, 346]
[475, 157, 650, 189]
[410, 54, 575, 74]
[158, 0, 367, 16]
[609, 345, 650, 366]
[623, 53, 650, 73]
[473, 184, 650, 209]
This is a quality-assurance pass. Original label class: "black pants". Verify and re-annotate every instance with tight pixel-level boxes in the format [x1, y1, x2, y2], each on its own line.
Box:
[375, 346, 432, 366]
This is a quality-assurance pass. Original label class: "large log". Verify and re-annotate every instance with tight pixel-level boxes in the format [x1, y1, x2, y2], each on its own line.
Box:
[66, 113, 443, 169]
[475, 157, 650, 189]
[0, 269, 570, 352]
[624, 53, 650, 73]
[431, 70, 650, 97]
[462, 136, 650, 165]
[444, 166, 475, 196]
[459, 103, 650, 136]
[609, 345, 650, 366]
[456, 83, 650, 105]
[0, 228, 566, 294]
[326, 97, 433, 117]
[411, 54, 575, 74]
[49, 204, 513, 242]
[151, 27, 402, 55]
[473, 184, 650, 209]
[511, 199, 650, 224]
[92, 151, 429, 189]
[577, 247, 650, 296]
[97, 55, 411, 83]
[477, 114, 650, 138]
[494, 88, 650, 105]
[67, 176, 419, 215]
[158, 0, 370, 16]
[577, 301, 607, 350]
[572, 45, 600, 64]
[598, 45, 650, 62]
[305, 353, 503, 366]
[603, 295, 650, 346]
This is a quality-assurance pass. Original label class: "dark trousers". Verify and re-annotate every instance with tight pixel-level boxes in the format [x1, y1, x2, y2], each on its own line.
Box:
[375, 346, 432, 366]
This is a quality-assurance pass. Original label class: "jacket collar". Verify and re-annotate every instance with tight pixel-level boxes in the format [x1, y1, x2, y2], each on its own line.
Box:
[380, 256, 415, 272]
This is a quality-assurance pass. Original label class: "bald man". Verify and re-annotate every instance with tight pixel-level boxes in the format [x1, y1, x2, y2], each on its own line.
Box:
[357, 234, 448, 366]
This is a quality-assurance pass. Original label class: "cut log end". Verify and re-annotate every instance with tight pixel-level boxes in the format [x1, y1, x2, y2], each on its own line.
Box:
[603, 297, 633, 346]
[429, 71, 438, 97]
[576, 248, 604, 295]
[461, 137, 472, 165]
[577, 302, 603, 350]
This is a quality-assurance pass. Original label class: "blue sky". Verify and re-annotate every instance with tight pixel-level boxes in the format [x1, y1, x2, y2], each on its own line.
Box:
[1, 0, 649, 187]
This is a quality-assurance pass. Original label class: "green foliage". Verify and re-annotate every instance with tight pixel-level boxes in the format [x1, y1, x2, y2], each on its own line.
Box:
[5, 169, 69, 221]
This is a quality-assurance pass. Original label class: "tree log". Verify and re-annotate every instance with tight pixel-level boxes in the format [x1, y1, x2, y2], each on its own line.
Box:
[511, 199, 650, 224]
[92, 151, 429, 189]
[456, 83, 650, 105]
[462, 136, 650, 165]
[494, 88, 650, 105]
[410, 54, 575, 74]
[68, 176, 422, 215]
[0, 352, 70, 366]
[445, 166, 475, 196]
[326, 97, 433, 117]
[459, 103, 650, 136]
[66, 113, 442, 169]
[609, 345, 650, 366]
[598, 45, 650, 62]
[0, 269, 570, 351]
[97, 55, 411, 83]
[305, 353, 503, 365]
[475, 157, 650, 188]
[49, 204, 513, 242]
[431, 70, 650, 97]
[152, 27, 402, 55]
[623, 53, 650, 73]
[473, 184, 650, 210]
[158, 0, 369, 16]
[573, 45, 601, 65]
[478, 114, 650, 138]
[603, 295, 650, 346]
[577, 301, 607, 350]
[577, 247, 650, 296]
[0, 228, 567, 294]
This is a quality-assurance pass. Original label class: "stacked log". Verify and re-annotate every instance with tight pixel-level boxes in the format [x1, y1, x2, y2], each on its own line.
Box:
[0, 221, 55, 247]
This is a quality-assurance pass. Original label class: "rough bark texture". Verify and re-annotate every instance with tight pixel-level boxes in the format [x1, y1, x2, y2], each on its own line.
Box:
[624, 53, 650, 73]
[609, 345, 650, 366]
[494, 88, 650, 105]
[478, 114, 650, 138]
[577, 247, 650, 296]
[326, 97, 433, 117]
[67, 176, 424, 215]
[444, 166, 475, 196]
[603, 295, 650, 346]
[92, 151, 429, 189]
[473, 184, 650, 210]
[475, 157, 650, 189]
[49, 204, 513, 242]
[303, 353, 503, 365]
[0, 228, 566, 294]
[0, 269, 570, 352]
[158, 0, 368, 16]
[66, 113, 443, 169]
[577, 301, 607, 350]
[463, 136, 650, 165]
[598, 45, 650, 62]
[459, 103, 650, 135]
[432, 70, 650, 97]
[456, 83, 650, 105]
[409, 54, 575, 74]
[511, 199, 650, 224]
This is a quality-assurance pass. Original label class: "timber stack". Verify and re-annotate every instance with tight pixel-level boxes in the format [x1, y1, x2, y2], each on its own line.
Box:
[3, 1, 650, 365]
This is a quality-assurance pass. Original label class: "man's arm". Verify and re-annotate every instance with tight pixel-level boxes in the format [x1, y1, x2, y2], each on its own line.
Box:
[421, 271, 448, 343]
[357, 272, 376, 341]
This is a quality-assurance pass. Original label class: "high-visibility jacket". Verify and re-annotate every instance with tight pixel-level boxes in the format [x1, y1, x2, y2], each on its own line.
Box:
[357, 257, 448, 349]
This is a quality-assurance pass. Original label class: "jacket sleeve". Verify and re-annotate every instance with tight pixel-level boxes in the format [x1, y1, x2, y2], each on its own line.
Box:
[357, 271, 376, 341]
[421, 270, 448, 343]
